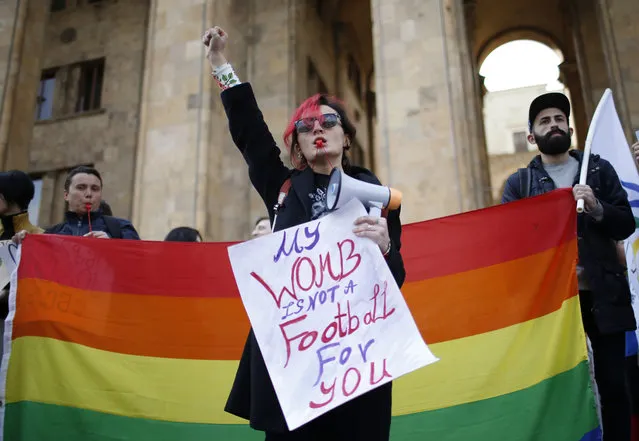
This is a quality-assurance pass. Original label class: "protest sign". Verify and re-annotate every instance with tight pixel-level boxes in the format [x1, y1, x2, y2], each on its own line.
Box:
[0, 241, 18, 288]
[228, 199, 438, 430]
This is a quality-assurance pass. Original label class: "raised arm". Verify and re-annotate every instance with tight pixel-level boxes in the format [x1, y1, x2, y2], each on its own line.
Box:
[203, 26, 290, 213]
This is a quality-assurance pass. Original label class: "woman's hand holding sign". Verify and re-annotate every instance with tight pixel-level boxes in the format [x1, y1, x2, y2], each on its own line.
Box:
[353, 216, 391, 256]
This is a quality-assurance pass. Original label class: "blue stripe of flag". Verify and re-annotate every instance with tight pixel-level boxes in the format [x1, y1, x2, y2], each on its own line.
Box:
[580, 427, 602, 441]
[627, 331, 638, 357]
[621, 180, 639, 194]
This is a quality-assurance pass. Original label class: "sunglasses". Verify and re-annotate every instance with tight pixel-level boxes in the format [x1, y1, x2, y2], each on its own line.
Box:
[294, 113, 341, 133]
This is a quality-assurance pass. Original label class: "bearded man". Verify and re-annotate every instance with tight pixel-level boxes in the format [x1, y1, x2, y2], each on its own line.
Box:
[502, 92, 636, 441]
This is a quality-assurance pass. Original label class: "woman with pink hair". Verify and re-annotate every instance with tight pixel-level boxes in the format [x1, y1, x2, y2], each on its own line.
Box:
[203, 26, 405, 441]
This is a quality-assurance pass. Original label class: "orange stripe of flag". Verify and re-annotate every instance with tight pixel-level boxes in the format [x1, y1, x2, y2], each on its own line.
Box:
[13, 239, 576, 359]
[12, 278, 250, 360]
[405, 239, 578, 344]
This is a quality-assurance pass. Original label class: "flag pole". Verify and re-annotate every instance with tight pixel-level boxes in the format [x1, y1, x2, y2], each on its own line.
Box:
[577, 89, 613, 213]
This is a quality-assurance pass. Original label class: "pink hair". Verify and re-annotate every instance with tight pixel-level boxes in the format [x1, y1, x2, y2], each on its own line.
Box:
[283, 93, 348, 170]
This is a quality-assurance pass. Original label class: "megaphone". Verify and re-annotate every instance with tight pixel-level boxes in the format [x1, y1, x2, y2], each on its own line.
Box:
[326, 168, 402, 217]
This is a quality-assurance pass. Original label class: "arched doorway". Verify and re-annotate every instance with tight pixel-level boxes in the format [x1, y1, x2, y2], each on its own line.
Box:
[479, 39, 578, 203]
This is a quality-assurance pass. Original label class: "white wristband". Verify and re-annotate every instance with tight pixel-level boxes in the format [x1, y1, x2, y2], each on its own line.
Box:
[212, 63, 240, 90]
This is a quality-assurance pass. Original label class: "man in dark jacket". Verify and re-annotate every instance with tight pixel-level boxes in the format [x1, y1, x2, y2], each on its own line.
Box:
[14, 166, 139, 242]
[502, 92, 636, 441]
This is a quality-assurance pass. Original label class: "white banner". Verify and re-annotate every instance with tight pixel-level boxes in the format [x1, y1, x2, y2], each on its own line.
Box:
[0, 241, 19, 289]
[588, 89, 639, 344]
[228, 199, 438, 430]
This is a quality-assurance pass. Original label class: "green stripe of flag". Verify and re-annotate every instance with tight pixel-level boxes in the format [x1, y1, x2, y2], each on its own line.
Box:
[4, 362, 596, 441]
[4, 401, 261, 441]
[391, 361, 597, 441]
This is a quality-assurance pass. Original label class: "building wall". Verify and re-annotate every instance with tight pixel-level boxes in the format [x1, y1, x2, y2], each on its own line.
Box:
[296, 1, 374, 170]
[488, 150, 538, 203]
[0, 0, 20, 112]
[370, 0, 492, 224]
[604, 0, 639, 134]
[483, 85, 549, 156]
[1, 0, 638, 239]
[571, 0, 613, 120]
[28, 0, 149, 225]
[1, 0, 49, 172]
[132, 0, 378, 241]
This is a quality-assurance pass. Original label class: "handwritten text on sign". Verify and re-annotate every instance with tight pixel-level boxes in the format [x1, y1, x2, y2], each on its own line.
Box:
[0, 240, 19, 288]
[228, 199, 438, 430]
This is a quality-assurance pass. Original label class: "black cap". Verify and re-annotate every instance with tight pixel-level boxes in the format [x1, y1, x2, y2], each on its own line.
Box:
[0, 170, 35, 210]
[528, 92, 571, 132]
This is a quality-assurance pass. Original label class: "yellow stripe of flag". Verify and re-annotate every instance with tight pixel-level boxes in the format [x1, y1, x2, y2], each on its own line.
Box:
[7, 297, 584, 424]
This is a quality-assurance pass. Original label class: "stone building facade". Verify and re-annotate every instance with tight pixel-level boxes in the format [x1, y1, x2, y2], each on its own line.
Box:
[0, 0, 637, 240]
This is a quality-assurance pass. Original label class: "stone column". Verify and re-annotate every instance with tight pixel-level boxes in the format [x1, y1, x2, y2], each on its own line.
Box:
[133, 0, 298, 241]
[370, 0, 488, 223]
[133, 0, 221, 239]
[462, 0, 492, 206]
[601, 0, 639, 135]
[568, 0, 594, 120]
[595, 0, 636, 139]
[0, 0, 23, 164]
[203, 0, 298, 241]
[0, 0, 24, 169]
[0, 0, 48, 170]
[569, 0, 609, 120]
[559, 61, 588, 148]
[235, 0, 299, 238]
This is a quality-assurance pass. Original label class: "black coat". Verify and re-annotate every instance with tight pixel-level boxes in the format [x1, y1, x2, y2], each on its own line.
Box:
[221, 83, 406, 436]
[502, 150, 637, 335]
[45, 211, 140, 240]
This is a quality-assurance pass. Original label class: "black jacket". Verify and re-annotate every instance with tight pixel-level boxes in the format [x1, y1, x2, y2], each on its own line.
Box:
[502, 150, 636, 335]
[45, 210, 140, 240]
[221, 83, 405, 435]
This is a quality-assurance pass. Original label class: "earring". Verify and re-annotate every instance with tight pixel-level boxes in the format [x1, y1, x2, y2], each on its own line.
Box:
[297, 151, 303, 159]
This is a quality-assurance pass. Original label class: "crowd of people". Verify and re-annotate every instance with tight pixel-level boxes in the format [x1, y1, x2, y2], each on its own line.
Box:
[0, 167, 274, 247]
[0, 164, 272, 359]
[1, 22, 639, 441]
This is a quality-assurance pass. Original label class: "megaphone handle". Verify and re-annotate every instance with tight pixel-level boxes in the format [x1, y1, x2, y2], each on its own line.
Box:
[368, 202, 382, 218]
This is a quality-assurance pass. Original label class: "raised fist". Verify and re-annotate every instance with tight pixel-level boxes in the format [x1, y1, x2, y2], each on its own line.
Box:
[202, 26, 228, 68]
[633, 141, 639, 166]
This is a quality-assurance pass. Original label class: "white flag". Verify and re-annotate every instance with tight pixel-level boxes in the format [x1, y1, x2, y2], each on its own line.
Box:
[589, 89, 639, 347]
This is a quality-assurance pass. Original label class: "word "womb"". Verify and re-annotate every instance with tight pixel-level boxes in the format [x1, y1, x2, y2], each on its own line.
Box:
[251, 239, 361, 308]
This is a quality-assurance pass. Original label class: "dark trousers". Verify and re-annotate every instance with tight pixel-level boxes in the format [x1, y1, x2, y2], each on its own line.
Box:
[264, 423, 338, 441]
[263, 384, 392, 441]
[264, 415, 389, 441]
[590, 332, 632, 441]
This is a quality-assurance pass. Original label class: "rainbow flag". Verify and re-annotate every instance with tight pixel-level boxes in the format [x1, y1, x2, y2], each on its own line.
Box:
[0, 189, 599, 440]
